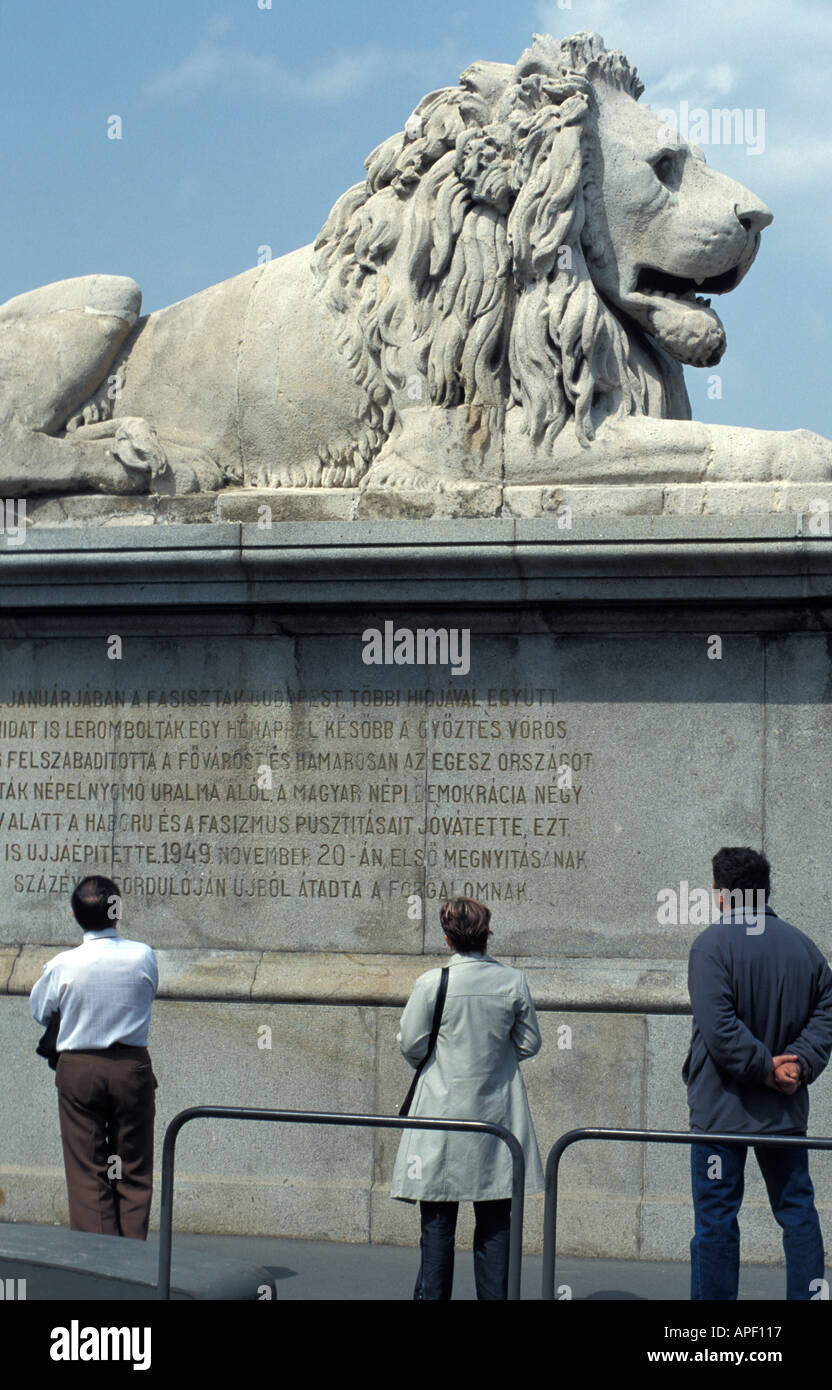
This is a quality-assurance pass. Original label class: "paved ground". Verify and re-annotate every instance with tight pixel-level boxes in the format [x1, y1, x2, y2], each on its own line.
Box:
[170, 1232, 788, 1300]
[1, 1222, 792, 1299]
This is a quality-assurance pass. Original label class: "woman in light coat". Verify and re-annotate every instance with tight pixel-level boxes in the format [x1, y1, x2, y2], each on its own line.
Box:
[391, 897, 544, 1299]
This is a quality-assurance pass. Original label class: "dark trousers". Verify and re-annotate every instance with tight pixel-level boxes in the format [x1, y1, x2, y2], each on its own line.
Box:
[690, 1139, 826, 1300]
[415, 1199, 512, 1300]
[55, 1045, 156, 1239]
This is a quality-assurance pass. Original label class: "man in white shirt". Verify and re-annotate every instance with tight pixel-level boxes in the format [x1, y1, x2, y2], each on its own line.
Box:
[30, 875, 158, 1239]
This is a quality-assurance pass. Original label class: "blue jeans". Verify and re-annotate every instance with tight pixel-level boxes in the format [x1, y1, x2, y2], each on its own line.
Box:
[690, 1138, 826, 1300]
[414, 1199, 511, 1300]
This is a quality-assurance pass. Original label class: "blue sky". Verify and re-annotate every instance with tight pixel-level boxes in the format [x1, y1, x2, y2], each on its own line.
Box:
[2, 0, 830, 436]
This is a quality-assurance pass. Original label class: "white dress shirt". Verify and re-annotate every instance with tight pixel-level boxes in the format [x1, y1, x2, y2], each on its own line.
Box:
[30, 928, 158, 1050]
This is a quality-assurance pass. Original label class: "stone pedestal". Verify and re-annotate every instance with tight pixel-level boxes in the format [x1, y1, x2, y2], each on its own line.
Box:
[2, 512, 831, 1260]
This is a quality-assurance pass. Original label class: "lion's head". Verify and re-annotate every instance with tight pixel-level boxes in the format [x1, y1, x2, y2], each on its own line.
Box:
[312, 30, 772, 476]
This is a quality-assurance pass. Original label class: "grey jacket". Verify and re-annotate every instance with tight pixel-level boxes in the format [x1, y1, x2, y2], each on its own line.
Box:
[684, 905, 832, 1133]
[390, 952, 545, 1201]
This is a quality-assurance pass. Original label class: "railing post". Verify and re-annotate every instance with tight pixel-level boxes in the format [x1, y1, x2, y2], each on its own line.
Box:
[157, 1107, 193, 1302]
[542, 1131, 572, 1301]
[155, 1107, 525, 1301]
[502, 1127, 525, 1301]
[541, 1127, 832, 1301]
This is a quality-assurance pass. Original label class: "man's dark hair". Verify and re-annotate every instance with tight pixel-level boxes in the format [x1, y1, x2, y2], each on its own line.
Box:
[70, 875, 122, 930]
[440, 897, 492, 953]
[712, 847, 771, 902]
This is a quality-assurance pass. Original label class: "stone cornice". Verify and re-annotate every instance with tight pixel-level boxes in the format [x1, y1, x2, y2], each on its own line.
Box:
[1, 514, 831, 611]
[8, 944, 692, 1011]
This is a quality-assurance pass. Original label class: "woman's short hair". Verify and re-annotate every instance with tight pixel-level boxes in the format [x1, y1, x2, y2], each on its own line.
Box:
[440, 897, 492, 953]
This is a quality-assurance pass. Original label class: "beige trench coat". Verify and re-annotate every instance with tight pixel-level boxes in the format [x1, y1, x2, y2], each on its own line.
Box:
[390, 952, 545, 1202]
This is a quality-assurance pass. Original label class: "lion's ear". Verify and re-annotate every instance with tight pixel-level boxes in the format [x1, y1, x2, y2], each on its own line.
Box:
[456, 130, 512, 213]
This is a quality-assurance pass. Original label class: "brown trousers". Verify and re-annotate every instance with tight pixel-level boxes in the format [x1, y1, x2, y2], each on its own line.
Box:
[55, 1044, 156, 1239]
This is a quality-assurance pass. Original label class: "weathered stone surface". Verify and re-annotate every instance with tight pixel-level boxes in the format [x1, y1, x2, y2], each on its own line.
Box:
[5, 948, 689, 1009]
[21, 493, 222, 528]
[762, 641, 832, 933]
[8, 946, 55, 993]
[155, 950, 261, 1000]
[0, 627, 775, 955]
[0, 948, 19, 991]
[9, 482, 832, 526]
[218, 490, 355, 524]
[503, 484, 667, 521]
[2, 517, 831, 1267]
[0, 996, 378, 1239]
[11, 946, 265, 1000]
[252, 952, 448, 1004]
[4, 597, 832, 961]
[516, 961, 689, 1013]
[8, 516, 832, 630]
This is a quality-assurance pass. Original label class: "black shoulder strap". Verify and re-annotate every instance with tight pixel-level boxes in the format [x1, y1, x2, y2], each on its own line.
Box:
[399, 967, 449, 1117]
[425, 966, 449, 1057]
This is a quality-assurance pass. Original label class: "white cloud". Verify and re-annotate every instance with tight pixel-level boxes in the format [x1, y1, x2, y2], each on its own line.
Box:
[754, 135, 832, 188]
[294, 49, 401, 103]
[704, 65, 736, 96]
[143, 39, 297, 103]
[142, 27, 467, 107]
[204, 14, 232, 41]
[533, 0, 832, 201]
[647, 67, 701, 98]
[614, 61, 735, 100]
[536, 0, 832, 58]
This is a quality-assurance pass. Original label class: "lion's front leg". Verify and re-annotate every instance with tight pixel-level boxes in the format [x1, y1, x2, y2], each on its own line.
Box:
[361, 406, 505, 491]
[623, 419, 832, 484]
[1, 417, 237, 497]
[722, 425, 832, 483]
[504, 415, 832, 486]
[67, 420, 237, 494]
[0, 418, 165, 497]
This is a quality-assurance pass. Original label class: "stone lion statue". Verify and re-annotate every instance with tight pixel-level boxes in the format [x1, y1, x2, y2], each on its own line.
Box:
[1, 30, 828, 497]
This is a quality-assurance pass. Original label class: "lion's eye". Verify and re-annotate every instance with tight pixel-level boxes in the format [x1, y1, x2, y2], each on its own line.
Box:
[652, 152, 678, 187]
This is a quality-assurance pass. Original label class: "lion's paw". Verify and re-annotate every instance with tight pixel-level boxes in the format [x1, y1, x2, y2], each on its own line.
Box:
[221, 457, 244, 488]
[152, 447, 237, 493]
[177, 452, 234, 492]
[361, 456, 447, 491]
[112, 418, 169, 489]
[321, 459, 365, 488]
[281, 461, 325, 488]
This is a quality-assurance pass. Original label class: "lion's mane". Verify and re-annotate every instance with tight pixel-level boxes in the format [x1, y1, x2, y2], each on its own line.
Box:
[311, 31, 684, 484]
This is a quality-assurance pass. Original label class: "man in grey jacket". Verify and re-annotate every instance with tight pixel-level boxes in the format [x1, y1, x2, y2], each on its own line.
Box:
[684, 846, 832, 1300]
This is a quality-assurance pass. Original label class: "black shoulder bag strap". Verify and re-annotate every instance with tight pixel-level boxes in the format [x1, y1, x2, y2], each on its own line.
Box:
[399, 966, 449, 1117]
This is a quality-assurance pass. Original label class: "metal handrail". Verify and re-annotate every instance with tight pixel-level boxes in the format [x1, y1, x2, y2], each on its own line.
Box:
[542, 1126, 832, 1300]
[157, 1105, 526, 1300]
